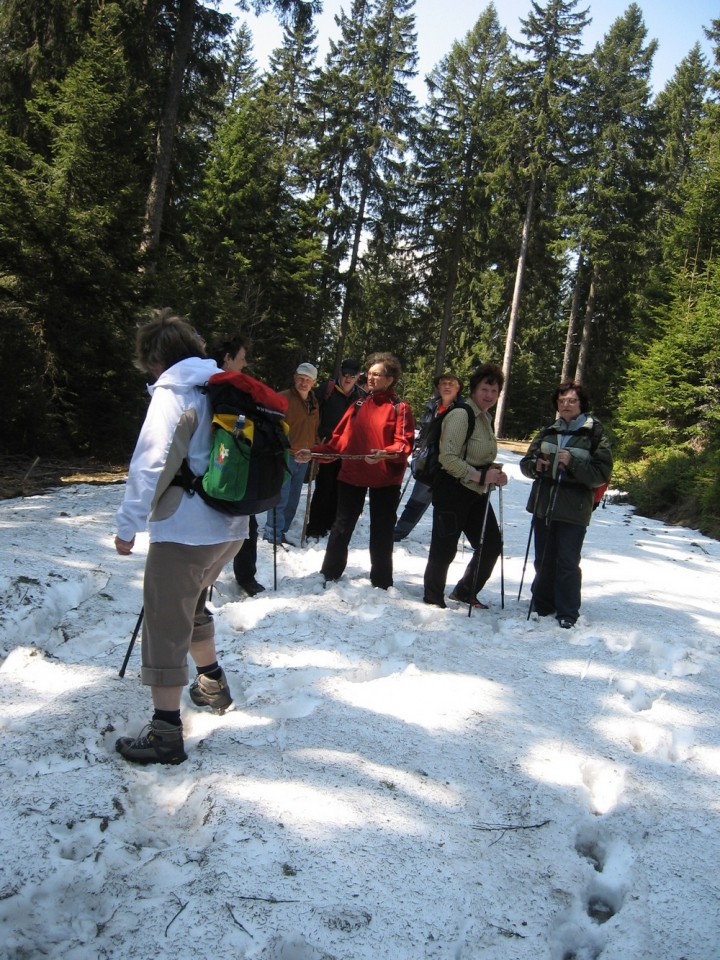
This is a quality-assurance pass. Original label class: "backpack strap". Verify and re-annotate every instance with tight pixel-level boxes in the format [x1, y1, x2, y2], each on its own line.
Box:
[171, 457, 202, 495]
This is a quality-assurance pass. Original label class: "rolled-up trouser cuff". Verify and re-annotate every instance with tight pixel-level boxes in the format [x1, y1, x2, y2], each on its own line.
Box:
[141, 663, 189, 687]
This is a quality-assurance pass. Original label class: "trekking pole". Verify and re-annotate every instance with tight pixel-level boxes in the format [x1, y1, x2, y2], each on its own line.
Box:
[518, 476, 544, 601]
[527, 472, 562, 621]
[300, 460, 317, 547]
[272, 505, 278, 591]
[518, 515, 535, 602]
[498, 485, 505, 610]
[467, 493, 492, 618]
[119, 607, 144, 678]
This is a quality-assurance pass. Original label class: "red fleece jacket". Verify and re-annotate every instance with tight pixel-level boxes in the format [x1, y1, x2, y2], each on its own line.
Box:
[311, 389, 415, 488]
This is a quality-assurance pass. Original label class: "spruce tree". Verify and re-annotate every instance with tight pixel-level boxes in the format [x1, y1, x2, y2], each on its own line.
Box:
[411, 6, 511, 384]
[493, 0, 589, 437]
[309, 0, 418, 371]
[563, 4, 658, 405]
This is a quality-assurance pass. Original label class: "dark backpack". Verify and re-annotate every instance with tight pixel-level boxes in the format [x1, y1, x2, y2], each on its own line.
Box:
[174, 371, 290, 515]
[411, 403, 474, 488]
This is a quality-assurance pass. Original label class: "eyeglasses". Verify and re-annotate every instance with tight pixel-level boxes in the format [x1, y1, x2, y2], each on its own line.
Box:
[559, 397, 580, 405]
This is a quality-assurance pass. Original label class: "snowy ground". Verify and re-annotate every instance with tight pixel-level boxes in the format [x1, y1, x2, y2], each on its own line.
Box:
[1, 452, 719, 960]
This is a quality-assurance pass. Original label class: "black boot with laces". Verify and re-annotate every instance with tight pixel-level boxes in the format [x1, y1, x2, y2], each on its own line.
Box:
[115, 719, 187, 765]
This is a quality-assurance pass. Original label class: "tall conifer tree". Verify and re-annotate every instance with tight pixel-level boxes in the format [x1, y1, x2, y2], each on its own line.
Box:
[493, 0, 589, 436]
[412, 6, 511, 381]
[309, 0, 418, 370]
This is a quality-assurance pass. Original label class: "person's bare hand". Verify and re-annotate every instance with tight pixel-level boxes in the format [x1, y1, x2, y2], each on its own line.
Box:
[487, 466, 508, 487]
[115, 536, 135, 556]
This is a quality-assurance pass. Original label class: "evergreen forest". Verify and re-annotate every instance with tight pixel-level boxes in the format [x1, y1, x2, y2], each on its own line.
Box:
[1, 0, 719, 534]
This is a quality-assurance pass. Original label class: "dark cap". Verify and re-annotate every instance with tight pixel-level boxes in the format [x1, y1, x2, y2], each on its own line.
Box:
[434, 371, 462, 392]
[340, 358, 361, 376]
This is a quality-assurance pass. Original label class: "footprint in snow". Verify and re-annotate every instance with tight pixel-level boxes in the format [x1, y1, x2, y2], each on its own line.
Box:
[613, 677, 659, 712]
[580, 758, 625, 816]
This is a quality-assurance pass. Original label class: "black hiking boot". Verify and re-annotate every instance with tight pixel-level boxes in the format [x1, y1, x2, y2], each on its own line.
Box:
[115, 719, 187, 766]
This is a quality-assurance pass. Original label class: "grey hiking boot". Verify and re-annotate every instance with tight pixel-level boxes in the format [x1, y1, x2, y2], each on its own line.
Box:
[189, 668, 234, 714]
[115, 719, 187, 766]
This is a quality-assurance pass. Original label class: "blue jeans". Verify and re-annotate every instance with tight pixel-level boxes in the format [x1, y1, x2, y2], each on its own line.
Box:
[263, 458, 308, 542]
[394, 479, 432, 539]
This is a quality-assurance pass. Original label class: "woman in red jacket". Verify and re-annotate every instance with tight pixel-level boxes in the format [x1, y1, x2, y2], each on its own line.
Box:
[296, 353, 415, 589]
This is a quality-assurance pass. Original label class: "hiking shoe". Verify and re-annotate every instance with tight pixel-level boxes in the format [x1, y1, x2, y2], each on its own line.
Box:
[115, 719, 187, 766]
[189, 669, 234, 714]
[449, 591, 488, 610]
[237, 578, 265, 597]
[558, 617, 575, 629]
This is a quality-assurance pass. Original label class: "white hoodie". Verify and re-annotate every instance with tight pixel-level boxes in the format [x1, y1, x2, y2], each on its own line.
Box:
[116, 357, 248, 545]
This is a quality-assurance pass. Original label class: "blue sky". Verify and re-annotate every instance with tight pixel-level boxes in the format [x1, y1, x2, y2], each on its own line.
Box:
[220, 0, 716, 97]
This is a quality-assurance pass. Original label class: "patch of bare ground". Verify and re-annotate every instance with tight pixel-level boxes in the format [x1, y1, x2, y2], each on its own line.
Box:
[0, 455, 127, 500]
[498, 438, 530, 455]
[1, 441, 528, 501]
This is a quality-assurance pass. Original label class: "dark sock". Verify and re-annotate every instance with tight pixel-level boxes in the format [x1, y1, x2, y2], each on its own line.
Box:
[197, 661, 222, 681]
[153, 708, 182, 727]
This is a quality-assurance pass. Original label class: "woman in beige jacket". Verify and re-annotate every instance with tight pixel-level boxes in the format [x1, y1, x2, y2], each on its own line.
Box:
[423, 363, 508, 610]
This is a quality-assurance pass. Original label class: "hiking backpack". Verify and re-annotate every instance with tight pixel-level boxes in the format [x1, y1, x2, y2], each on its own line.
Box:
[411, 403, 475, 487]
[175, 371, 290, 515]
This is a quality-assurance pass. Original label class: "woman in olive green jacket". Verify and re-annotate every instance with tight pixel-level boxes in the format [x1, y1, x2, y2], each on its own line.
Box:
[519, 381, 612, 628]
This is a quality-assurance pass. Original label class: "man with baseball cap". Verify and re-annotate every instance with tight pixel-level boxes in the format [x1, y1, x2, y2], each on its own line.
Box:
[263, 362, 319, 544]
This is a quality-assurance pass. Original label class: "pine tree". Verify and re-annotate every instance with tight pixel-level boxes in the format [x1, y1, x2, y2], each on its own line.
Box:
[0, 3, 150, 453]
[309, 0, 419, 371]
[411, 6, 511, 383]
[562, 4, 658, 401]
[493, 0, 589, 436]
[613, 20, 720, 532]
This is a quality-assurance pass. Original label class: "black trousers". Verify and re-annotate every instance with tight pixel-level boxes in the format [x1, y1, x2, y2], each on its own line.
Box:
[531, 519, 586, 621]
[233, 515, 258, 583]
[423, 475, 501, 604]
[321, 481, 401, 589]
[306, 460, 341, 538]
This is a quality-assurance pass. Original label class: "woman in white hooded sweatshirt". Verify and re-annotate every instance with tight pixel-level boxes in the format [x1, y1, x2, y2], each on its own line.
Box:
[114, 311, 247, 765]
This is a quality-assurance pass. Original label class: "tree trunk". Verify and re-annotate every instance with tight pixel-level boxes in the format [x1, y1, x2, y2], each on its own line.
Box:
[562, 250, 584, 380]
[139, 0, 196, 265]
[334, 174, 371, 369]
[494, 177, 536, 438]
[436, 157, 472, 376]
[574, 266, 597, 382]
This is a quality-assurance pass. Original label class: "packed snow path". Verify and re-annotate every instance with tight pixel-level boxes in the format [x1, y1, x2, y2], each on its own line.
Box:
[1, 454, 719, 959]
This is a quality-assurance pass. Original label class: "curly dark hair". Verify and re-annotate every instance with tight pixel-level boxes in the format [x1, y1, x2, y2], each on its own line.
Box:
[207, 333, 252, 368]
[468, 363, 505, 394]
